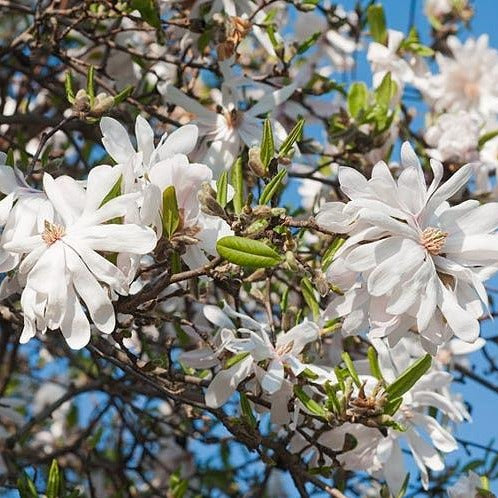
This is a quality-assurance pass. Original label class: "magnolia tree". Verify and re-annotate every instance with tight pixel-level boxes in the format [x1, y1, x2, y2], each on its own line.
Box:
[0, 0, 497, 496]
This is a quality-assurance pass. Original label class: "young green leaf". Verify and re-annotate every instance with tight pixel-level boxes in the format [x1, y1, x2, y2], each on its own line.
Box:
[217, 236, 282, 268]
[240, 392, 257, 428]
[113, 84, 134, 105]
[301, 276, 320, 320]
[260, 119, 275, 168]
[231, 157, 244, 214]
[479, 129, 498, 149]
[86, 65, 96, 104]
[162, 186, 180, 239]
[341, 352, 361, 388]
[322, 237, 345, 271]
[347, 82, 369, 119]
[216, 170, 229, 207]
[225, 351, 250, 369]
[385, 354, 432, 400]
[64, 71, 75, 104]
[367, 346, 383, 381]
[367, 4, 388, 45]
[46, 459, 61, 498]
[294, 386, 327, 418]
[259, 168, 287, 205]
[375, 72, 395, 108]
[296, 31, 321, 55]
[130, 0, 161, 29]
[99, 175, 122, 207]
[279, 118, 304, 158]
[5, 149, 15, 167]
[17, 471, 38, 498]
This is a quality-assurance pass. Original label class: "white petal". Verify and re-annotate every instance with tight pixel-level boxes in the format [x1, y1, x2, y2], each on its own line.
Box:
[261, 358, 284, 394]
[100, 117, 136, 163]
[60, 284, 91, 349]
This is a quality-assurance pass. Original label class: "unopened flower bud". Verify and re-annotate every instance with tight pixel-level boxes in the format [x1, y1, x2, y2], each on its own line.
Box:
[198, 183, 226, 218]
[248, 147, 267, 177]
[73, 89, 90, 113]
[90, 93, 114, 116]
[285, 251, 300, 272]
[314, 270, 330, 296]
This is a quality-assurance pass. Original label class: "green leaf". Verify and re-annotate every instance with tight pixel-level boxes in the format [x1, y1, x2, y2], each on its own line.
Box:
[17, 471, 38, 498]
[231, 157, 244, 214]
[162, 186, 180, 239]
[479, 129, 498, 149]
[347, 82, 369, 119]
[113, 84, 134, 105]
[216, 170, 229, 208]
[240, 392, 257, 428]
[130, 0, 161, 29]
[279, 118, 304, 158]
[225, 351, 250, 369]
[5, 149, 15, 167]
[322, 237, 345, 271]
[259, 168, 287, 205]
[367, 346, 383, 381]
[64, 71, 75, 104]
[86, 65, 96, 105]
[384, 396, 403, 416]
[260, 119, 275, 168]
[99, 175, 122, 207]
[294, 386, 327, 418]
[374, 72, 395, 108]
[301, 277, 320, 320]
[216, 236, 282, 268]
[367, 4, 387, 45]
[385, 354, 432, 400]
[46, 459, 61, 498]
[341, 352, 361, 388]
[296, 31, 321, 55]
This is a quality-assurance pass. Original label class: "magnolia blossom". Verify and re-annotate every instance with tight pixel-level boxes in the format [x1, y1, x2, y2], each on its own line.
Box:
[159, 66, 295, 175]
[317, 142, 498, 350]
[181, 303, 323, 413]
[425, 35, 498, 117]
[100, 116, 232, 269]
[0, 154, 53, 273]
[424, 110, 481, 163]
[447, 471, 482, 498]
[100, 116, 199, 177]
[3, 167, 156, 349]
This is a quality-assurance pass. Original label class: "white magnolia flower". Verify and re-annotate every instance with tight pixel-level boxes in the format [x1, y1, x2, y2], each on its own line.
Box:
[447, 471, 482, 498]
[159, 66, 296, 175]
[181, 303, 322, 410]
[425, 35, 498, 117]
[140, 152, 233, 268]
[0, 153, 53, 273]
[100, 116, 199, 177]
[3, 167, 157, 349]
[367, 30, 413, 90]
[317, 142, 498, 349]
[424, 110, 481, 163]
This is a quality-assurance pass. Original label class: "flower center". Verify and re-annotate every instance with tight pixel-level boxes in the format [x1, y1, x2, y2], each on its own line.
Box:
[420, 227, 448, 255]
[276, 340, 294, 356]
[225, 108, 242, 129]
[463, 81, 480, 99]
[41, 220, 65, 245]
